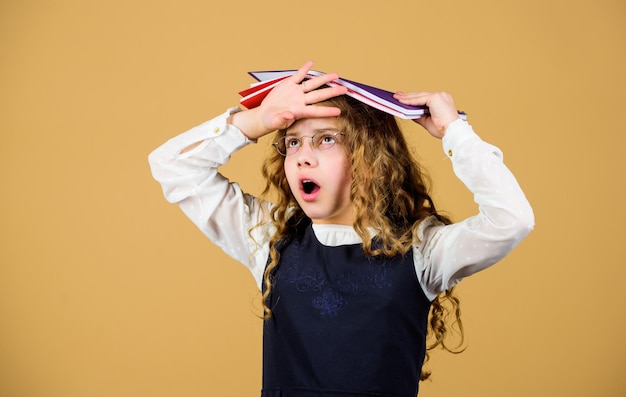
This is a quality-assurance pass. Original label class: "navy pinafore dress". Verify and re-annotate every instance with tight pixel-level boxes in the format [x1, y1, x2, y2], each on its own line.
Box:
[261, 223, 431, 397]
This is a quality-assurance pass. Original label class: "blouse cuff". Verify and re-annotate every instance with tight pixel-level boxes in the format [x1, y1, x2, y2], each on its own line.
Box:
[178, 107, 251, 159]
[441, 118, 478, 159]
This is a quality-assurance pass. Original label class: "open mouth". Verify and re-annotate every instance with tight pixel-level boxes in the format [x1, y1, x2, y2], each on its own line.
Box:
[301, 179, 320, 195]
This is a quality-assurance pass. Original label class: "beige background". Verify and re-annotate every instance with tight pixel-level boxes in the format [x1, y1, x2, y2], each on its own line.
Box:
[1, 0, 624, 396]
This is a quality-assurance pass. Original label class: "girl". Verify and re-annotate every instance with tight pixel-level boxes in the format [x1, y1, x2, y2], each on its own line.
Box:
[149, 62, 534, 397]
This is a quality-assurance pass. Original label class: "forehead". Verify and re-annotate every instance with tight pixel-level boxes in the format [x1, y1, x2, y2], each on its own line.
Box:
[285, 117, 339, 136]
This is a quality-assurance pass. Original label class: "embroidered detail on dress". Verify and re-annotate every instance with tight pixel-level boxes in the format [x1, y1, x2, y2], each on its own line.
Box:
[278, 249, 396, 317]
[284, 265, 324, 293]
[334, 264, 392, 296]
[312, 288, 346, 317]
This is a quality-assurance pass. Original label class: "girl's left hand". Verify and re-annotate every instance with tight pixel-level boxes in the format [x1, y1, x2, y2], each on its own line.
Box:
[393, 91, 460, 139]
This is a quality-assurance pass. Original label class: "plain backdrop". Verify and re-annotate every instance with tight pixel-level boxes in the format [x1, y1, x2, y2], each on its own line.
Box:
[1, 1, 625, 396]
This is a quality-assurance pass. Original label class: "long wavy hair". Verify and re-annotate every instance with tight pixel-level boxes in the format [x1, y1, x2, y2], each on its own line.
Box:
[256, 95, 464, 381]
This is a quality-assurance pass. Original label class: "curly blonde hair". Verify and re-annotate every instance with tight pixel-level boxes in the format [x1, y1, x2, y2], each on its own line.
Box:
[256, 95, 464, 381]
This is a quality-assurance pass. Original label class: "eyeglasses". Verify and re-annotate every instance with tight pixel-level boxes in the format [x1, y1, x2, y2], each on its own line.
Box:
[273, 131, 345, 156]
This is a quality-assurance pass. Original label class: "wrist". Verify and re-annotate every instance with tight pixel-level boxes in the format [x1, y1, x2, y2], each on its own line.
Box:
[440, 116, 461, 137]
[228, 108, 267, 140]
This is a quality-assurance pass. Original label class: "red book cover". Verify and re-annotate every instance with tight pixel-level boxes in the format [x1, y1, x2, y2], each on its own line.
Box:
[238, 75, 290, 109]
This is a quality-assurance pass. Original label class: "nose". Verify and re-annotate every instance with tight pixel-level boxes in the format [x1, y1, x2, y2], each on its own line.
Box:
[296, 139, 318, 167]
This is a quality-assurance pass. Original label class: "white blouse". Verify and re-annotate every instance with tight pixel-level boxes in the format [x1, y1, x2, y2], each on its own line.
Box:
[148, 107, 534, 301]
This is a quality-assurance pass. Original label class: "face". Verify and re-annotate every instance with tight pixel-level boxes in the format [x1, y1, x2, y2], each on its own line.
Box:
[283, 117, 354, 225]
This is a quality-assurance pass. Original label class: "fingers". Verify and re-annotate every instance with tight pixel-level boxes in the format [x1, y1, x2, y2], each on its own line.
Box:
[394, 91, 460, 138]
[395, 91, 458, 118]
[292, 61, 315, 83]
[393, 91, 437, 107]
[261, 61, 348, 125]
[269, 105, 341, 131]
[299, 80, 346, 119]
[305, 84, 348, 104]
[303, 72, 340, 91]
[299, 105, 342, 119]
[292, 60, 345, 94]
[395, 91, 457, 111]
[291, 61, 348, 110]
[291, 61, 338, 86]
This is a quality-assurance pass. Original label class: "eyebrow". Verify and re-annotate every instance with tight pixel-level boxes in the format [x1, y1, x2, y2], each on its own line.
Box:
[285, 128, 342, 137]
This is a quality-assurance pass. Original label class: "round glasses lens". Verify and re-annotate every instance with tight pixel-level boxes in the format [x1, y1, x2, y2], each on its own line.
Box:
[274, 133, 343, 156]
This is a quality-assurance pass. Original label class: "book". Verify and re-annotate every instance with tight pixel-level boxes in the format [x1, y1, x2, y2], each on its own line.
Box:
[238, 69, 467, 120]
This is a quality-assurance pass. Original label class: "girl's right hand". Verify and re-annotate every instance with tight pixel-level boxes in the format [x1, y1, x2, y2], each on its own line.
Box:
[230, 61, 348, 140]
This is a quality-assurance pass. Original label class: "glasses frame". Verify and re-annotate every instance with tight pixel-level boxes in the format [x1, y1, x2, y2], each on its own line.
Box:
[272, 131, 345, 156]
